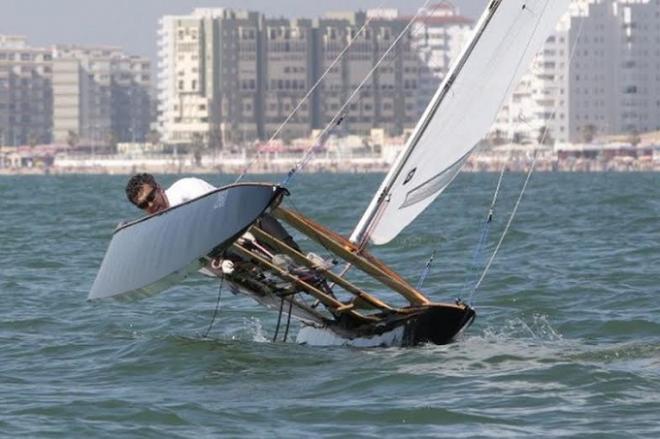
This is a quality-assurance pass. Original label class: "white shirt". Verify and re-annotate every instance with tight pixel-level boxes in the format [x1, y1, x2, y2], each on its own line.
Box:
[164, 178, 218, 278]
[165, 177, 216, 207]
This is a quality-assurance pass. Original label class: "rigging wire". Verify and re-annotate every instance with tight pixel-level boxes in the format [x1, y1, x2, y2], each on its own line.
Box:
[471, 150, 538, 293]
[471, 11, 587, 295]
[234, 6, 384, 183]
[463, 168, 504, 306]
[416, 250, 436, 290]
[202, 276, 224, 338]
[248, 1, 435, 294]
[403, 0, 573, 302]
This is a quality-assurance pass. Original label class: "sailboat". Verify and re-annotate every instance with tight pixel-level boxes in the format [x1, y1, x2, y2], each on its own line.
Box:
[88, 0, 569, 347]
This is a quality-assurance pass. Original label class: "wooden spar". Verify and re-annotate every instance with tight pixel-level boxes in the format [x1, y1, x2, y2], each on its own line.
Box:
[249, 226, 398, 313]
[271, 207, 430, 305]
[272, 207, 417, 288]
[230, 243, 379, 322]
[206, 259, 330, 323]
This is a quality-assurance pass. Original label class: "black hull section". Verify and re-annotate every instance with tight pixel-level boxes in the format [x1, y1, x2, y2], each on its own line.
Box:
[401, 304, 476, 346]
[330, 303, 476, 347]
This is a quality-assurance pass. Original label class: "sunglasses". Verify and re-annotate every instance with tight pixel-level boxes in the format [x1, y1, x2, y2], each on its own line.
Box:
[136, 187, 158, 209]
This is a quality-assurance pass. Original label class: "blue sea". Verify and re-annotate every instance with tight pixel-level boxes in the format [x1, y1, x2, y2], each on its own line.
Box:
[1, 172, 659, 437]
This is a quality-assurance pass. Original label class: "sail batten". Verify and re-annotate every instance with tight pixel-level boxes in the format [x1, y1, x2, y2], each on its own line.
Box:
[351, 0, 569, 246]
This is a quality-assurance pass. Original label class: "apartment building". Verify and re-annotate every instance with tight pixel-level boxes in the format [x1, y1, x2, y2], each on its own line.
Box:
[158, 9, 263, 147]
[568, 0, 660, 142]
[0, 35, 53, 146]
[493, 0, 660, 144]
[411, 2, 473, 115]
[52, 45, 151, 147]
[158, 5, 472, 147]
[314, 10, 425, 137]
[492, 29, 569, 144]
[262, 18, 314, 141]
[312, 6, 470, 138]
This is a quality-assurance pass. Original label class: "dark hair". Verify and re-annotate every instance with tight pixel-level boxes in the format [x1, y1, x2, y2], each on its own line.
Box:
[125, 173, 157, 204]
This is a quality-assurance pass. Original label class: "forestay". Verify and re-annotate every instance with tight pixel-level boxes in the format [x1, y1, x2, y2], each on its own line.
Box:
[88, 184, 281, 301]
[351, 0, 570, 245]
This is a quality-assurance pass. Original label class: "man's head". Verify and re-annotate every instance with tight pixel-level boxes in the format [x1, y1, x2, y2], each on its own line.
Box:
[125, 173, 170, 214]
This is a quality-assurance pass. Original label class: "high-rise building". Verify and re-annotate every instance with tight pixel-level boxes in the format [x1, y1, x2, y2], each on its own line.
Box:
[52, 45, 152, 148]
[157, 9, 262, 148]
[157, 6, 471, 147]
[492, 29, 569, 144]
[568, 0, 660, 142]
[314, 10, 428, 137]
[493, 0, 660, 144]
[411, 2, 473, 115]
[0, 35, 53, 146]
[262, 18, 314, 141]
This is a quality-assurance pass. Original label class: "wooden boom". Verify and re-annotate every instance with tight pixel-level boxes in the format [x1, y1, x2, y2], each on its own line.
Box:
[271, 207, 430, 305]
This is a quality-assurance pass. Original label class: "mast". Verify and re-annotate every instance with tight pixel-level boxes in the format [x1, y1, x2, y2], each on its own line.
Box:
[350, 0, 503, 246]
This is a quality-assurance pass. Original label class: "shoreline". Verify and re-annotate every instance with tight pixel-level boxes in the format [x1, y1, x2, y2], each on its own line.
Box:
[1, 156, 657, 175]
[2, 164, 657, 176]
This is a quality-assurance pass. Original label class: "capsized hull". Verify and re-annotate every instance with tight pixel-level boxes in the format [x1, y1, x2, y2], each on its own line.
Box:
[89, 183, 283, 301]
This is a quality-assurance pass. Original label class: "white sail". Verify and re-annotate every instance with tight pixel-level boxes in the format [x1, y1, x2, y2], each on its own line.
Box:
[351, 0, 569, 245]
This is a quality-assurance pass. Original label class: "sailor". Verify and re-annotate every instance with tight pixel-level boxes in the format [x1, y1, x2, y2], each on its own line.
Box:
[125, 173, 213, 214]
[125, 173, 335, 301]
[125, 172, 301, 255]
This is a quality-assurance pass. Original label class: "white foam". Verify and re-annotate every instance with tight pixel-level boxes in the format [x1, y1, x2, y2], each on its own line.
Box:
[296, 325, 405, 347]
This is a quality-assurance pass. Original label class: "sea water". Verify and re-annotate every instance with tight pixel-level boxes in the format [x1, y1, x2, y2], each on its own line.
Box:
[1, 172, 658, 437]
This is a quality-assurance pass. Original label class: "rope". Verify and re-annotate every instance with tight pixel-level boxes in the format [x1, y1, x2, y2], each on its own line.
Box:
[463, 168, 504, 305]
[416, 250, 436, 290]
[202, 276, 224, 338]
[273, 295, 295, 343]
[472, 151, 537, 292]
[282, 298, 294, 343]
[279, 116, 344, 187]
[273, 296, 285, 342]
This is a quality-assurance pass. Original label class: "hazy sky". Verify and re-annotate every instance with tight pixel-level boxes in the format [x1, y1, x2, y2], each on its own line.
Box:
[1, 0, 488, 63]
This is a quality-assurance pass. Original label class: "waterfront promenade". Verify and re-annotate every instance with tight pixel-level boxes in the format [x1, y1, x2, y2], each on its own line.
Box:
[1, 143, 659, 175]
